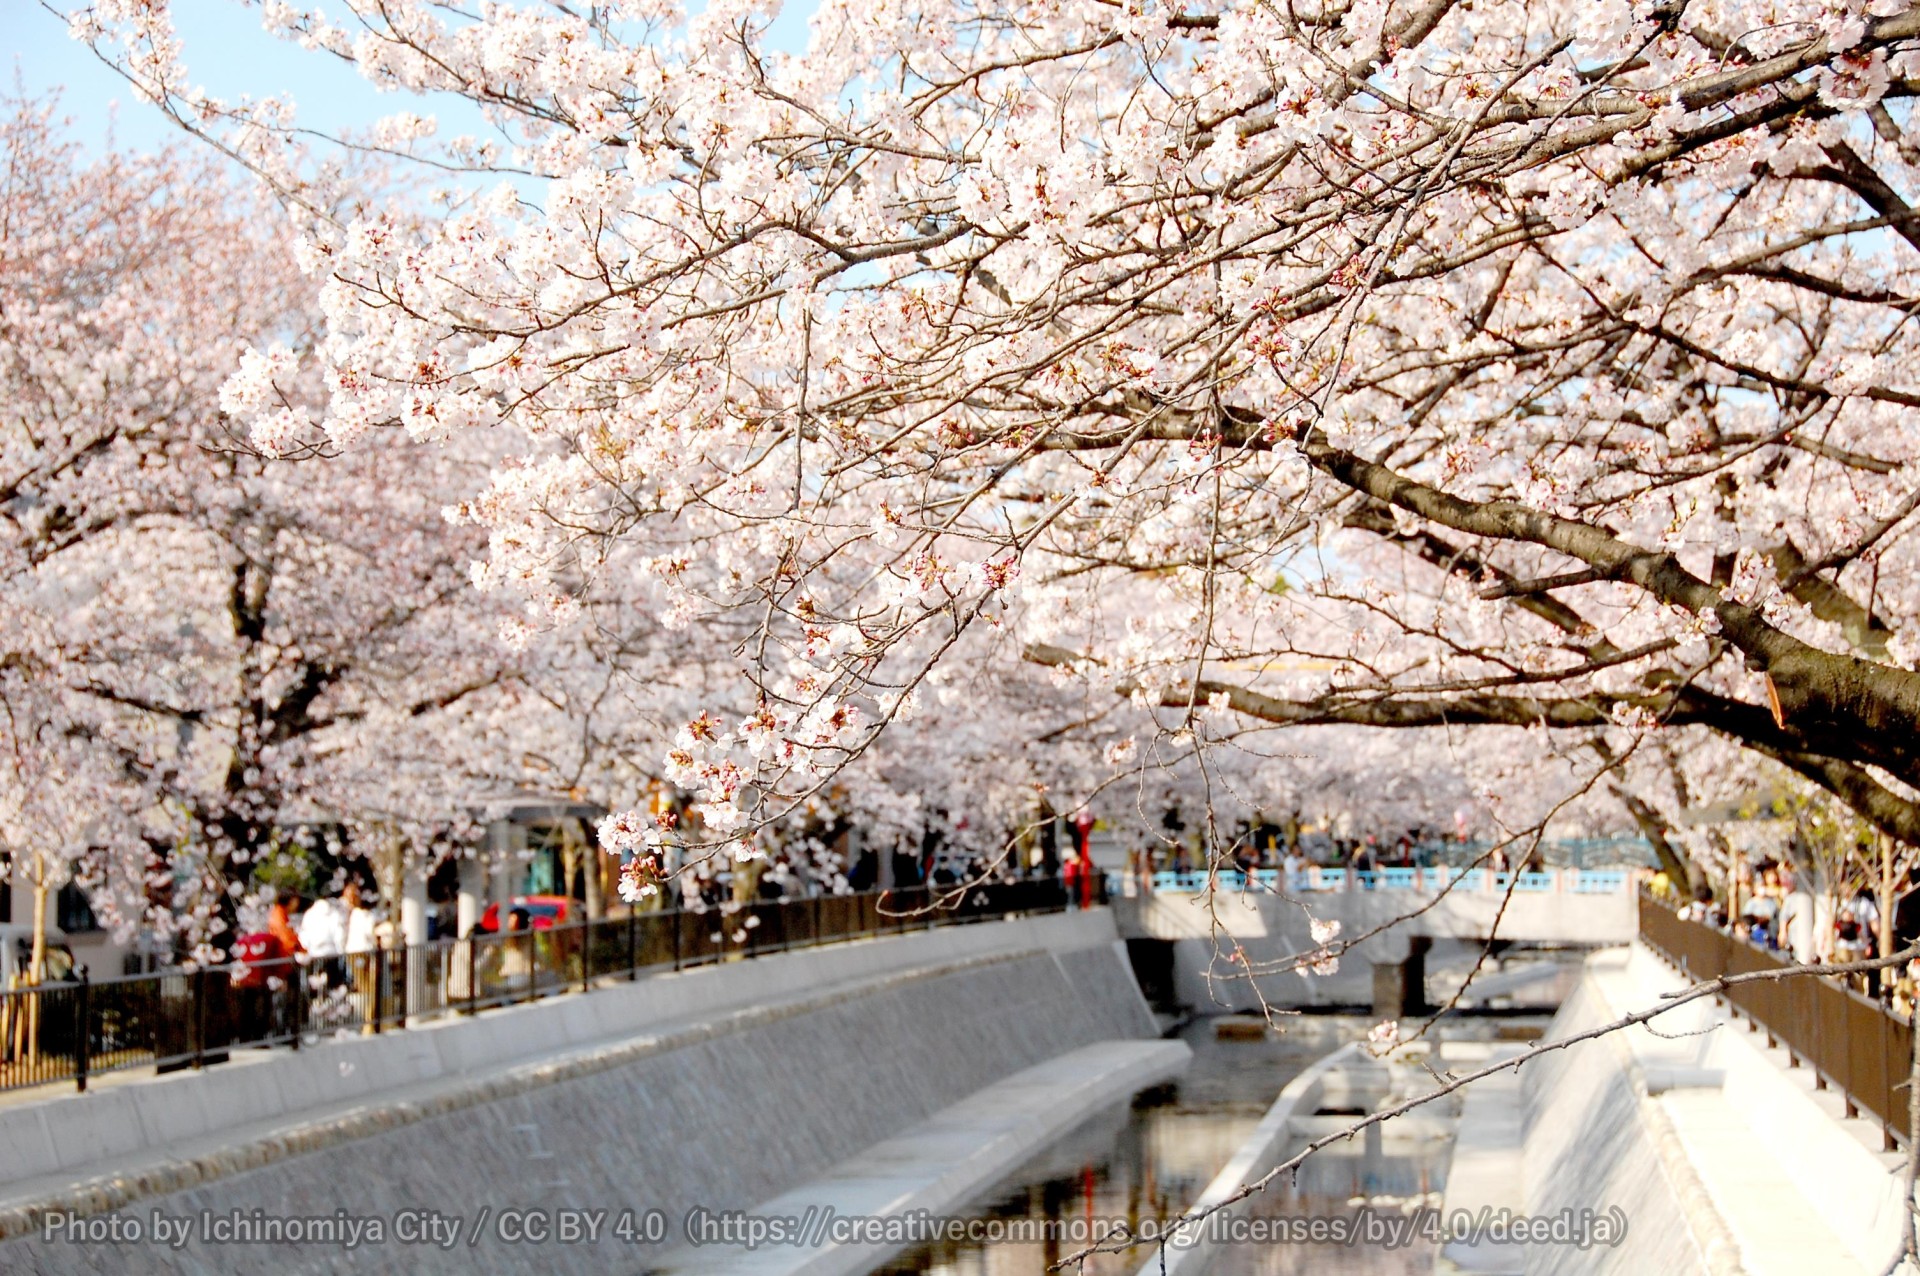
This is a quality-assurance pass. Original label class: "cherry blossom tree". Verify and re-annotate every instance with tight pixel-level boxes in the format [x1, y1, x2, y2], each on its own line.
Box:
[0, 98, 548, 957]
[34, 8, 1920, 1256]
[58, 0, 1920, 883]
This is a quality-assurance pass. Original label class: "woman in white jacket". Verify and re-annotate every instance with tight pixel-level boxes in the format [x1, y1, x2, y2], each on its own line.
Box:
[340, 882, 381, 1030]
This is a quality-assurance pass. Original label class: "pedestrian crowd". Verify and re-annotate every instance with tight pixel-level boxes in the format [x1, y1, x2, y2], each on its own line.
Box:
[1652, 859, 1920, 1010]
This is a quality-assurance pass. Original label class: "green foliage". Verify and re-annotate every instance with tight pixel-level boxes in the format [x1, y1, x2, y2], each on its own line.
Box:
[249, 837, 320, 899]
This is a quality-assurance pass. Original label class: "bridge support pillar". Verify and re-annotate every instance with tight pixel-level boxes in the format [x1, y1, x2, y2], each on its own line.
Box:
[1371, 935, 1431, 1020]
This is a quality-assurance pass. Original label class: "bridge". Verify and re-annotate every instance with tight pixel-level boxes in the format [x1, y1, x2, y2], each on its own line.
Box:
[1116, 865, 1638, 1011]
[1147, 864, 1632, 895]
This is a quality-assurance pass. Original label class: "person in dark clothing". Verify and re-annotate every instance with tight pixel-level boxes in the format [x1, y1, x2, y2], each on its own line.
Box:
[890, 848, 923, 888]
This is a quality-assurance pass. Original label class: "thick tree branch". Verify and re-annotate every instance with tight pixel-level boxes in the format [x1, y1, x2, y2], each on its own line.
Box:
[1298, 429, 1920, 779]
[1022, 642, 1920, 843]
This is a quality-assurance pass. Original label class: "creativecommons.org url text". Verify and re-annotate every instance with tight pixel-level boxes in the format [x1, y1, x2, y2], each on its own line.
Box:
[686, 1204, 1627, 1252]
[41, 1204, 1627, 1252]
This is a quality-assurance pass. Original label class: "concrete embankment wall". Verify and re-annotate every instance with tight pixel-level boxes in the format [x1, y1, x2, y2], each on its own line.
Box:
[1517, 945, 1904, 1276]
[1517, 970, 1718, 1276]
[1, 910, 1157, 1276]
[1118, 888, 1634, 1010]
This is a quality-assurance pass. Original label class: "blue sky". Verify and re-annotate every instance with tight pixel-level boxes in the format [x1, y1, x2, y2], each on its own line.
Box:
[6, 1, 453, 155]
[4, 0, 813, 158]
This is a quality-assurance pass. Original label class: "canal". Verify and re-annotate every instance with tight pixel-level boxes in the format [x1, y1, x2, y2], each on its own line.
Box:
[875, 1012, 1467, 1275]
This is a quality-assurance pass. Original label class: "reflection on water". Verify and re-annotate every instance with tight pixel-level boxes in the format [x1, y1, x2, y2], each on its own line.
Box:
[875, 1017, 1361, 1275]
[1206, 1124, 1452, 1276]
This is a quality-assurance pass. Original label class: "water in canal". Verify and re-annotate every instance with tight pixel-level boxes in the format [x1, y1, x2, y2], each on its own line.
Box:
[874, 1014, 1464, 1276]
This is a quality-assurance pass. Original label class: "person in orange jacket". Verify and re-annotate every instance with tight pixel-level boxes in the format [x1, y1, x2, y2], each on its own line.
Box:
[267, 891, 306, 961]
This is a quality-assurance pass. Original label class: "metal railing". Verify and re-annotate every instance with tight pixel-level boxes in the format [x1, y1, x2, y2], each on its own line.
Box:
[1638, 891, 1913, 1149]
[1148, 866, 1629, 895]
[0, 881, 1074, 1096]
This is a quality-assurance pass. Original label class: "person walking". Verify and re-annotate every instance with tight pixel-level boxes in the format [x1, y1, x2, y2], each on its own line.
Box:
[497, 907, 535, 998]
[1282, 845, 1308, 894]
[232, 891, 305, 1045]
[1350, 838, 1378, 890]
[298, 890, 346, 989]
[267, 892, 304, 962]
[340, 882, 379, 1030]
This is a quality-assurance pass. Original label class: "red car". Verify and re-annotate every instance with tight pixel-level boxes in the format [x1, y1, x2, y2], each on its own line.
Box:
[476, 895, 572, 933]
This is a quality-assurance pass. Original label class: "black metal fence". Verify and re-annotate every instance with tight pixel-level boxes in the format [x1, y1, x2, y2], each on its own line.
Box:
[1638, 891, 1913, 1149]
[0, 881, 1073, 1096]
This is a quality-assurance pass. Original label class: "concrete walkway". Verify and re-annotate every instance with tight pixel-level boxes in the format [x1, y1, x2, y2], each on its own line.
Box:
[648, 1038, 1192, 1276]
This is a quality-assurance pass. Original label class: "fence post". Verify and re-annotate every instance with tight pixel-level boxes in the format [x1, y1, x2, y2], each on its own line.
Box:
[628, 910, 638, 980]
[371, 936, 384, 1034]
[1883, 1003, 1896, 1150]
[1811, 976, 1825, 1090]
[672, 910, 682, 972]
[1842, 986, 1857, 1120]
[580, 922, 591, 995]
[74, 967, 90, 1094]
[289, 959, 302, 1051]
[1899, 1008, 1916, 1153]
[467, 935, 478, 1016]
[522, 930, 535, 1005]
[193, 966, 208, 1070]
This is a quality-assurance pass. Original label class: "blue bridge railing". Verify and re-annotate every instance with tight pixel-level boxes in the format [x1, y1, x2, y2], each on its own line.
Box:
[1147, 866, 1630, 895]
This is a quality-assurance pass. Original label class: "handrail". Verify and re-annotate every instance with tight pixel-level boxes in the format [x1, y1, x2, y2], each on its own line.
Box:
[1637, 890, 1912, 1150]
[1146, 866, 1629, 895]
[0, 880, 1079, 1097]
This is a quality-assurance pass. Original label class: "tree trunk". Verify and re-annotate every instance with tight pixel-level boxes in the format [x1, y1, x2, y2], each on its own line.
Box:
[25, 863, 48, 1067]
[1609, 784, 1695, 891]
[372, 827, 407, 931]
[562, 820, 603, 920]
[28, 854, 48, 988]
[732, 852, 763, 907]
